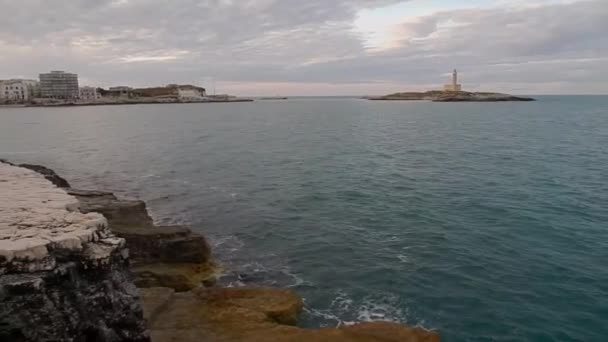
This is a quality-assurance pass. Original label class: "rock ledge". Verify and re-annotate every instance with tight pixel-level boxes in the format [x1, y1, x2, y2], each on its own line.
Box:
[0, 162, 149, 341]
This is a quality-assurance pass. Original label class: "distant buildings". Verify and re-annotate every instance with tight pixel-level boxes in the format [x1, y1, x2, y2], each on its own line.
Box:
[176, 85, 207, 100]
[95, 84, 206, 101]
[131, 84, 206, 100]
[39, 71, 79, 99]
[79, 86, 100, 101]
[444, 69, 462, 92]
[1, 70, 210, 104]
[101, 86, 134, 98]
[0, 79, 40, 102]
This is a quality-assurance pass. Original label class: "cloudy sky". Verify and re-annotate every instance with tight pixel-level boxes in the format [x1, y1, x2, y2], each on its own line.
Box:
[0, 0, 606, 95]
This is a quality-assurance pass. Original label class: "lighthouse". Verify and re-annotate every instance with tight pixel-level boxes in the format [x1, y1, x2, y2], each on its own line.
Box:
[444, 69, 462, 92]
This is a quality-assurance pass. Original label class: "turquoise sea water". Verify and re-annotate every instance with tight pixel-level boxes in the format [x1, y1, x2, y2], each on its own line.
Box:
[1, 96, 607, 341]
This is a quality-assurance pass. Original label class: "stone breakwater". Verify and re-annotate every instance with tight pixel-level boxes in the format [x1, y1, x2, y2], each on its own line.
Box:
[0, 162, 148, 341]
[0, 161, 440, 342]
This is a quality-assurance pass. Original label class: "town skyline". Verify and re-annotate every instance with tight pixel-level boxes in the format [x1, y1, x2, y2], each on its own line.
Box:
[1, 0, 607, 96]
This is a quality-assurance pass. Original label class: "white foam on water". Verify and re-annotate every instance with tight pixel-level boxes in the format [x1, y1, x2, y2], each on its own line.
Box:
[355, 295, 407, 323]
[384, 236, 401, 242]
[303, 306, 343, 327]
[302, 289, 356, 327]
[329, 290, 354, 313]
[397, 254, 410, 263]
[211, 235, 245, 250]
[225, 280, 246, 288]
[282, 267, 313, 288]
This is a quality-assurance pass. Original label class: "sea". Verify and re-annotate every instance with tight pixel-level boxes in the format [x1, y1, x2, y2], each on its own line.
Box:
[1, 96, 606, 341]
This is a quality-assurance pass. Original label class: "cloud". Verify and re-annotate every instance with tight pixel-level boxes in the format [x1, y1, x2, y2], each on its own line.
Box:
[0, 0, 605, 94]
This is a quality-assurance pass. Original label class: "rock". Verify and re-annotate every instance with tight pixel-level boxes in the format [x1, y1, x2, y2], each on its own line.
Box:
[133, 262, 217, 292]
[110, 225, 211, 264]
[18, 163, 71, 188]
[65, 187, 217, 292]
[193, 287, 304, 326]
[69, 188, 154, 227]
[0, 162, 149, 342]
[143, 287, 439, 342]
[139, 287, 175, 323]
[0, 254, 149, 342]
[144, 287, 302, 341]
[340, 322, 440, 341]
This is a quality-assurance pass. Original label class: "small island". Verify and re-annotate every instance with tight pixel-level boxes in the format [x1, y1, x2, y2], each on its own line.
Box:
[368, 70, 535, 102]
[259, 97, 288, 100]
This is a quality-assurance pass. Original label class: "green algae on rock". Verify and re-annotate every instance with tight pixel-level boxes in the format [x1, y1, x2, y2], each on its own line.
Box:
[143, 286, 439, 342]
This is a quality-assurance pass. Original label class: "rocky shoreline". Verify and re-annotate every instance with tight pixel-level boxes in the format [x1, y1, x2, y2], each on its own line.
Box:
[367, 90, 535, 102]
[0, 161, 439, 341]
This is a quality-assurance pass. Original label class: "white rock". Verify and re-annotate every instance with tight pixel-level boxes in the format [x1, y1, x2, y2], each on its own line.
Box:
[0, 163, 125, 272]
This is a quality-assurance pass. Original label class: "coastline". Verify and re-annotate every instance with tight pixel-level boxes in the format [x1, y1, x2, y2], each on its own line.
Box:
[0, 160, 440, 341]
[24, 98, 254, 108]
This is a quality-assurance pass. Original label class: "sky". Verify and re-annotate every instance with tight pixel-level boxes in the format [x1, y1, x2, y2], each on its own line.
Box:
[0, 0, 606, 95]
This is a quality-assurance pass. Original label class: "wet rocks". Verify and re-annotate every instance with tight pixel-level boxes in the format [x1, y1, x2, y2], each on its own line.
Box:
[133, 262, 217, 292]
[142, 286, 438, 342]
[17, 163, 72, 188]
[109, 225, 211, 264]
[0, 160, 71, 188]
[69, 189, 154, 227]
[66, 187, 216, 292]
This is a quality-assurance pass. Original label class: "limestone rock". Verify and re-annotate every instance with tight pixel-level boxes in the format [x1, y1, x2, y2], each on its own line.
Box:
[0, 162, 149, 341]
[139, 287, 176, 323]
[18, 163, 71, 188]
[143, 287, 439, 342]
[69, 188, 154, 227]
[133, 262, 217, 292]
[0, 253, 149, 342]
[111, 224, 211, 264]
[66, 187, 216, 291]
[193, 287, 304, 325]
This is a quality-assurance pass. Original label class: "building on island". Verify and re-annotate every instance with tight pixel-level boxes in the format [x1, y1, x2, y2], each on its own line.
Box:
[79, 86, 101, 101]
[444, 69, 462, 92]
[39, 71, 79, 99]
[176, 85, 207, 100]
[0, 79, 40, 103]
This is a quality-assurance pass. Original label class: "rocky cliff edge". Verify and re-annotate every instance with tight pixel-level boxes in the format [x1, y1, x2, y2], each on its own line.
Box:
[0, 161, 149, 341]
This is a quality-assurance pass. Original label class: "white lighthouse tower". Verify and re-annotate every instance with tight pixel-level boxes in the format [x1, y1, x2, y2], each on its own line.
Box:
[444, 69, 462, 92]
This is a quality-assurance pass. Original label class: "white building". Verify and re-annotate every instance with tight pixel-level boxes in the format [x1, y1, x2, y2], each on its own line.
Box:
[39, 71, 79, 99]
[177, 85, 207, 100]
[79, 86, 100, 101]
[0, 79, 40, 102]
[444, 69, 462, 92]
